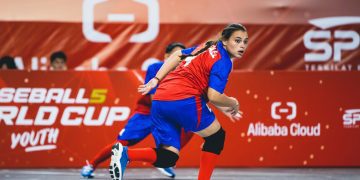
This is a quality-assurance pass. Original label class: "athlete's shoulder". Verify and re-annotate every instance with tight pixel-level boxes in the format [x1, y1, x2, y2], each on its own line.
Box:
[181, 45, 198, 55]
[147, 61, 164, 71]
[216, 41, 231, 62]
[145, 61, 164, 83]
[209, 42, 232, 72]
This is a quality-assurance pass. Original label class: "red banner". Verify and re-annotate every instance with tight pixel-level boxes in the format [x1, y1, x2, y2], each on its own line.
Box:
[1, 71, 360, 168]
[1, 23, 359, 71]
[1, 1, 359, 71]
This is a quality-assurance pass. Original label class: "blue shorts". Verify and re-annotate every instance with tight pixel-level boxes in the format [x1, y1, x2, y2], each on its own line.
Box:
[151, 96, 215, 150]
[117, 113, 153, 142]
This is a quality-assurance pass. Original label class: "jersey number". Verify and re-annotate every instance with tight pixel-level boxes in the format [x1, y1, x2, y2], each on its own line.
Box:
[184, 56, 195, 67]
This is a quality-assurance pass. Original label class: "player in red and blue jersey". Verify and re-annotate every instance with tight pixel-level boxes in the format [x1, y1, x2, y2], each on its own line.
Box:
[109, 24, 248, 180]
[81, 43, 192, 178]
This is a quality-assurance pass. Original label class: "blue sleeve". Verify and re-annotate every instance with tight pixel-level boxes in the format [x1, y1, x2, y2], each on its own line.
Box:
[181, 46, 197, 56]
[208, 59, 232, 94]
[145, 65, 157, 84]
[145, 63, 162, 95]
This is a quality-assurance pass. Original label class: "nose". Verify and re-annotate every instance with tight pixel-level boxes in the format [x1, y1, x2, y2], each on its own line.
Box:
[239, 42, 246, 49]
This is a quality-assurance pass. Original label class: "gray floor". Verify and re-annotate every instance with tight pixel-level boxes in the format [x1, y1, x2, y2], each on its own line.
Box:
[1, 168, 360, 180]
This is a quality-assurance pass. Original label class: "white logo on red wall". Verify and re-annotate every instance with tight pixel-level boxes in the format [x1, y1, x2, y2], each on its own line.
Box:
[271, 101, 297, 120]
[11, 128, 59, 152]
[247, 101, 321, 137]
[303, 16, 360, 71]
[82, 0, 159, 43]
[0, 88, 131, 152]
[343, 109, 360, 128]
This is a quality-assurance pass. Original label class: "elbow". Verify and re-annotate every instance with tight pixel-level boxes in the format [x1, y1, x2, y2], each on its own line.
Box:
[207, 93, 217, 103]
[207, 89, 221, 104]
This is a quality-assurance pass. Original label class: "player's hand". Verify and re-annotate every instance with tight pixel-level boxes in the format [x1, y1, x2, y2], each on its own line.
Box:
[227, 97, 239, 114]
[226, 96, 241, 122]
[229, 111, 243, 122]
[138, 78, 159, 95]
[217, 106, 243, 122]
[224, 107, 243, 122]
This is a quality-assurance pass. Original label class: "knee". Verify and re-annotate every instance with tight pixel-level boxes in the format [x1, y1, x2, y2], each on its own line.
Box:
[152, 148, 179, 168]
[202, 127, 226, 155]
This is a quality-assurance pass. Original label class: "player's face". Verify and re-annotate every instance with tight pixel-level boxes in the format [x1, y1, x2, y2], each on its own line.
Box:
[164, 46, 184, 59]
[51, 58, 67, 71]
[1, 64, 8, 69]
[223, 30, 248, 59]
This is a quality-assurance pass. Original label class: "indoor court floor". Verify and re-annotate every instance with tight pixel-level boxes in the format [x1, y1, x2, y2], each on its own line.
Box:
[1, 168, 360, 180]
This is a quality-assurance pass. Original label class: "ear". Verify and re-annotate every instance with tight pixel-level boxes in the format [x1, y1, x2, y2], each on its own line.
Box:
[222, 40, 228, 46]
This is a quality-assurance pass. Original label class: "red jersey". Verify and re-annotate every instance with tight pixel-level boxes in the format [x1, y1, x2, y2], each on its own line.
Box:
[154, 41, 233, 101]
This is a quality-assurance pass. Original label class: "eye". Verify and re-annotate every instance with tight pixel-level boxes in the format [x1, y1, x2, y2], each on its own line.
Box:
[244, 39, 248, 45]
[235, 39, 241, 43]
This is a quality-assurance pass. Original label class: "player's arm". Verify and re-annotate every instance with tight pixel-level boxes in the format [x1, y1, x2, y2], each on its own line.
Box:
[207, 58, 239, 113]
[207, 88, 239, 112]
[207, 56, 241, 120]
[138, 50, 183, 95]
[144, 63, 159, 98]
[154, 50, 183, 80]
[211, 102, 243, 122]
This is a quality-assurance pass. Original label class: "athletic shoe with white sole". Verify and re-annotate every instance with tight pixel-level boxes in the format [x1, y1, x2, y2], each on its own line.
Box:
[81, 160, 94, 178]
[109, 143, 128, 180]
[157, 167, 176, 178]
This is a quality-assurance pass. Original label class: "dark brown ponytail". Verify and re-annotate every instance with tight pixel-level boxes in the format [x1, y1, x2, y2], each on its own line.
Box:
[181, 23, 247, 60]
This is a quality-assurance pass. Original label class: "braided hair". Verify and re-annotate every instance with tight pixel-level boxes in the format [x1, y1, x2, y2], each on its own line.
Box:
[181, 23, 247, 60]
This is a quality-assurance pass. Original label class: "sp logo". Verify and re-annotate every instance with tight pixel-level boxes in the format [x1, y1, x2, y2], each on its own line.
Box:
[304, 16, 360, 62]
[343, 109, 360, 126]
[271, 102, 297, 121]
[82, 0, 159, 43]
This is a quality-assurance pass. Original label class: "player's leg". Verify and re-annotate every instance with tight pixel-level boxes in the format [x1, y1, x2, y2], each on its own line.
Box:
[146, 96, 220, 180]
[82, 113, 152, 178]
[151, 123, 188, 178]
[180, 128, 194, 149]
[191, 98, 225, 180]
[196, 120, 224, 180]
[148, 97, 202, 178]
[149, 96, 219, 180]
[81, 139, 129, 178]
[109, 100, 182, 180]
[152, 128, 194, 178]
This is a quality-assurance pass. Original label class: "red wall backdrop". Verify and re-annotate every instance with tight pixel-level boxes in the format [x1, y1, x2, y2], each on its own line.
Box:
[0, 71, 359, 168]
[1, 0, 360, 168]
[1, 0, 359, 71]
[1, 23, 359, 71]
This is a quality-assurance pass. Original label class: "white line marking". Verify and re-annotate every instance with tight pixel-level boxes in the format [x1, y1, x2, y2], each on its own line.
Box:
[25, 145, 56, 152]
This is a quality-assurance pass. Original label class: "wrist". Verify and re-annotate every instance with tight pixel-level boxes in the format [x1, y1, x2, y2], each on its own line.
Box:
[154, 76, 161, 82]
[232, 99, 239, 109]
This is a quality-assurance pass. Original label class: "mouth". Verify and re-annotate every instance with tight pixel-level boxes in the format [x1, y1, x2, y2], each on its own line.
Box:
[238, 50, 244, 56]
